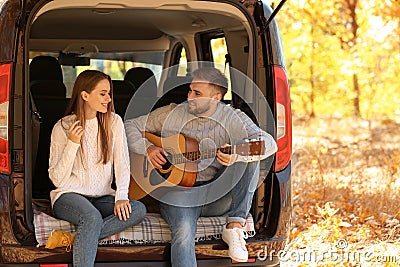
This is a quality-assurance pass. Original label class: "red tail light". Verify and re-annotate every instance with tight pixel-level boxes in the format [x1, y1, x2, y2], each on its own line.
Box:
[0, 63, 11, 174]
[273, 65, 292, 172]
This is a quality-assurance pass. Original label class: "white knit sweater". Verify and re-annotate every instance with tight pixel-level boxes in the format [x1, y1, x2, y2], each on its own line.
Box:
[48, 113, 130, 206]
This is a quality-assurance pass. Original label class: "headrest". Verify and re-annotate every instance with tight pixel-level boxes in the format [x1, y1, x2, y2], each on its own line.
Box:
[112, 80, 136, 97]
[124, 67, 157, 97]
[125, 67, 155, 88]
[30, 56, 63, 82]
[163, 76, 192, 93]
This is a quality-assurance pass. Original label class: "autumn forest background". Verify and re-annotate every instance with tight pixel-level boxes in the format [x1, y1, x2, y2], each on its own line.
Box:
[275, 0, 399, 120]
[268, 0, 400, 266]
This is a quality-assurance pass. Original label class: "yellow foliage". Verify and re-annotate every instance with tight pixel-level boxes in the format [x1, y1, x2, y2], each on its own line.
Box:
[275, 0, 400, 119]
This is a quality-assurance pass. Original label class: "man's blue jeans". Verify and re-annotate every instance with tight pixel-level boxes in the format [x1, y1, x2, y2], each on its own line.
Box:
[159, 161, 260, 267]
[53, 193, 146, 267]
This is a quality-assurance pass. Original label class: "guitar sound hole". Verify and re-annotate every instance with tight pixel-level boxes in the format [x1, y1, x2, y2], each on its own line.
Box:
[161, 152, 173, 171]
[151, 153, 173, 185]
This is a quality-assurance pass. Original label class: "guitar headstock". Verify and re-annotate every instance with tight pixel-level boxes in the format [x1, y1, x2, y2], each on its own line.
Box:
[235, 139, 265, 156]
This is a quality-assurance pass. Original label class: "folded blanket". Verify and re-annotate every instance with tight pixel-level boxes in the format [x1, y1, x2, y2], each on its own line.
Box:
[34, 211, 255, 246]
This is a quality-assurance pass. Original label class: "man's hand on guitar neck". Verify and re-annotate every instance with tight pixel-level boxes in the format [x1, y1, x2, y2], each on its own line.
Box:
[146, 145, 168, 169]
[217, 144, 238, 166]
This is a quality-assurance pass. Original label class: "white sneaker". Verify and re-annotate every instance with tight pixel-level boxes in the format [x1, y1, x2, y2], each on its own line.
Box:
[222, 225, 249, 262]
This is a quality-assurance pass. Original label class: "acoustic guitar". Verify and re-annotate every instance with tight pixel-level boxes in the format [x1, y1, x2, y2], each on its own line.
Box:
[128, 132, 265, 200]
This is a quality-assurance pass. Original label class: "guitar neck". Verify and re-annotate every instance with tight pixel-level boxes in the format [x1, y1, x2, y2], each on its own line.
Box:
[173, 147, 232, 164]
[156, 134, 265, 165]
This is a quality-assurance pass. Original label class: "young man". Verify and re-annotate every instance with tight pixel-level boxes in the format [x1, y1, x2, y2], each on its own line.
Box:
[124, 67, 277, 266]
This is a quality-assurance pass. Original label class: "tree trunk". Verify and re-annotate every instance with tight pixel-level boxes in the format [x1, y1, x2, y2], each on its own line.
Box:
[309, 63, 316, 118]
[309, 25, 316, 118]
[353, 73, 361, 118]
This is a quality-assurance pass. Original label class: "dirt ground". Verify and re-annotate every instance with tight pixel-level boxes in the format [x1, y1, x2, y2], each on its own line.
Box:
[281, 117, 400, 267]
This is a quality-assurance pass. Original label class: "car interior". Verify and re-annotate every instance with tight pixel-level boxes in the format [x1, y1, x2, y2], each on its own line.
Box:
[23, 0, 266, 246]
[27, 0, 255, 190]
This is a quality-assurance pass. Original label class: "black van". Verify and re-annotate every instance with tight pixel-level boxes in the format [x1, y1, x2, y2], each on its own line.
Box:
[0, 0, 292, 266]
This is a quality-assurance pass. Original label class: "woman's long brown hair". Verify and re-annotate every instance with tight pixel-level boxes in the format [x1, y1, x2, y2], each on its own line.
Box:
[63, 70, 115, 165]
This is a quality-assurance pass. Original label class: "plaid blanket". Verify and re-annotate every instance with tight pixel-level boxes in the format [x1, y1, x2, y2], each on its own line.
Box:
[34, 210, 255, 246]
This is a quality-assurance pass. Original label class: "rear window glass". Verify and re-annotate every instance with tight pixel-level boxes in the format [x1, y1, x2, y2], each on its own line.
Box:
[29, 52, 165, 97]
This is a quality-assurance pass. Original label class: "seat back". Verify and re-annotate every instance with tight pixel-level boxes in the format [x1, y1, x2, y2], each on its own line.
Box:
[153, 76, 192, 109]
[124, 67, 157, 97]
[112, 80, 137, 117]
[123, 67, 159, 119]
[30, 56, 69, 199]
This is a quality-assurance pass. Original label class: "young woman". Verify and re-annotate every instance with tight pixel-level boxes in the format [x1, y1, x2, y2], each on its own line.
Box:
[48, 70, 146, 267]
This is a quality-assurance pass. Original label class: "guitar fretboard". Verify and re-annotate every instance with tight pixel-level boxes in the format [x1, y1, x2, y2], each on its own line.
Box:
[172, 147, 232, 164]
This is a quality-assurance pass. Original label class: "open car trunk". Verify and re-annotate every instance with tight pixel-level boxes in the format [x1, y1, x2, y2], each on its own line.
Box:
[1, 0, 292, 265]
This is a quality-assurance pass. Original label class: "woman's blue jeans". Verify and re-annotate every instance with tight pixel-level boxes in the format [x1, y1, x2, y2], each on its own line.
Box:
[159, 161, 260, 267]
[53, 193, 146, 267]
